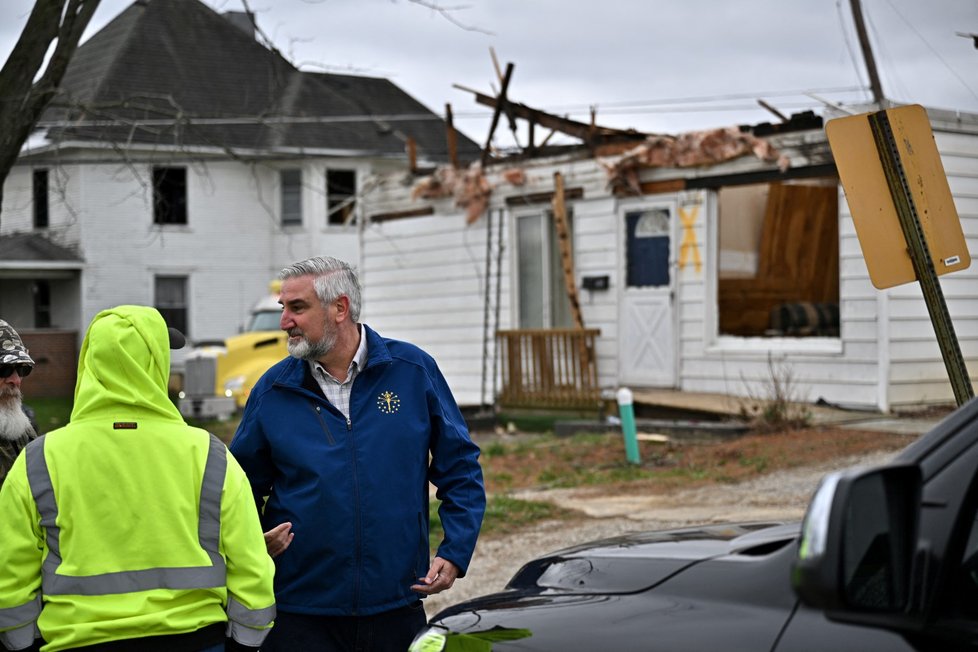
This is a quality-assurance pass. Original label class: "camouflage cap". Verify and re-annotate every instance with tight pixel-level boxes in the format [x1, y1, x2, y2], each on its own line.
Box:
[0, 320, 35, 367]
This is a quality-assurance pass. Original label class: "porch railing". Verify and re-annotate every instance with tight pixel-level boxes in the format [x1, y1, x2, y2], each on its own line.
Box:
[496, 328, 601, 409]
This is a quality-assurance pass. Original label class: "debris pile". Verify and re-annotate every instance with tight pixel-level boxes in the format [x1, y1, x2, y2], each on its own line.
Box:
[604, 127, 791, 194]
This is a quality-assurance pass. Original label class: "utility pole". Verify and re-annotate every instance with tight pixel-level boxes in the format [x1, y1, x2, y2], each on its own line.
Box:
[849, 0, 886, 104]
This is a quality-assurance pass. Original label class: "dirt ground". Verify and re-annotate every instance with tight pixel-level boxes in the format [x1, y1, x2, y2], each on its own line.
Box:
[473, 424, 917, 497]
[425, 423, 923, 617]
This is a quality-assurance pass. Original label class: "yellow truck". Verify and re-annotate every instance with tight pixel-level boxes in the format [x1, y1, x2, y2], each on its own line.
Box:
[178, 281, 287, 420]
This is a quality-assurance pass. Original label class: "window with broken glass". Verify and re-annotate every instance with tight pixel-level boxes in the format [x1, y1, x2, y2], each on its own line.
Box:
[326, 169, 356, 226]
[716, 179, 840, 338]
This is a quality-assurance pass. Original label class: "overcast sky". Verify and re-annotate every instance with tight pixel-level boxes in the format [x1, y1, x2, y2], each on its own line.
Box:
[1, 0, 976, 150]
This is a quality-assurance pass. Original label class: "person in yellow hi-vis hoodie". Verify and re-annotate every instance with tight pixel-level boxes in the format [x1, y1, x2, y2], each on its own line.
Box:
[0, 305, 275, 652]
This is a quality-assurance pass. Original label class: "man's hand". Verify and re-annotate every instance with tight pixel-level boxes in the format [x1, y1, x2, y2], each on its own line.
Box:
[411, 557, 459, 595]
[264, 522, 294, 558]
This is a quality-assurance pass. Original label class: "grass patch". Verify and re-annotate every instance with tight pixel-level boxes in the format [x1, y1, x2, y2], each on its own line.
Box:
[26, 396, 73, 434]
[190, 418, 240, 444]
[26, 395, 242, 442]
[428, 495, 576, 552]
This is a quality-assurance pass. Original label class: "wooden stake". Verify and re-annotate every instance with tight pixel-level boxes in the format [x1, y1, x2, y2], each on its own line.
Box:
[445, 103, 459, 169]
[406, 137, 417, 173]
[552, 171, 584, 330]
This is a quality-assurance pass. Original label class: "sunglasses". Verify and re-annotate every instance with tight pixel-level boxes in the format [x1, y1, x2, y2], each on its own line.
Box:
[0, 365, 32, 379]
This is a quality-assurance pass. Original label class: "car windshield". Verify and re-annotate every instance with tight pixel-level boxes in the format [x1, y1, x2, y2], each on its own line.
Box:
[247, 310, 282, 332]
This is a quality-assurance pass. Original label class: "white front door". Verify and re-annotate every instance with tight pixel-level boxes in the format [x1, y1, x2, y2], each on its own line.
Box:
[619, 203, 677, 387]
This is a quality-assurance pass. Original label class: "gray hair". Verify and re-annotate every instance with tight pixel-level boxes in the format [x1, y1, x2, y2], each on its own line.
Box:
[279, 256, 362, 322]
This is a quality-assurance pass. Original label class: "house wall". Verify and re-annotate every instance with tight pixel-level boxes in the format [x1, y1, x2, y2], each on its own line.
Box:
[65, 160, 281, 342]
[2, 153, 381, 353]
[1, 164, 83, 335]
[361, 155, 623, 407]
[359, 209, 511, 407]
[570, 196, 621, 390]
[268, 158, 367, 279]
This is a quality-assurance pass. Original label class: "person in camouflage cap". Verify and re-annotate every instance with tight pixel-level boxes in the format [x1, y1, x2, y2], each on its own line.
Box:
[0, 319, 36, 489]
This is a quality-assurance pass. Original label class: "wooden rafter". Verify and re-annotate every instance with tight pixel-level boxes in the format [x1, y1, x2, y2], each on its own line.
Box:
[455, 81, 649, 150]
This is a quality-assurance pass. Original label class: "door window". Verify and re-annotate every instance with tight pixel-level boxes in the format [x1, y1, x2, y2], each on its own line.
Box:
[625, 207, 671, 288]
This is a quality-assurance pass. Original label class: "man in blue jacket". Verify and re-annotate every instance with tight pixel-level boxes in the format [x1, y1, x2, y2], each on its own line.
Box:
[230, 256, 486, 652]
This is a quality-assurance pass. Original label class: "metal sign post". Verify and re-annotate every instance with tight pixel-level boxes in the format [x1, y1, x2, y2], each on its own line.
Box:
[827, 105, 974, 406]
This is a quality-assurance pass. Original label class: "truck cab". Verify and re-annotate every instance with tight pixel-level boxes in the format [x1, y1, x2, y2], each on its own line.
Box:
[178, 281, 287, 420]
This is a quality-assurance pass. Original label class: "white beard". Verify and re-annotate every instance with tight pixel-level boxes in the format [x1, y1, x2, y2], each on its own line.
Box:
[0, 398, 33, 441]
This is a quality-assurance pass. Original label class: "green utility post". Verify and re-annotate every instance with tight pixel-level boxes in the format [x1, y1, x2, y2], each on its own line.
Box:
[617, 387, 641, 464]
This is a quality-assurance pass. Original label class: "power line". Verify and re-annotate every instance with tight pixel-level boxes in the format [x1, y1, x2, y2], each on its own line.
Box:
[883, 0, 978, 102]
[529, 85, 867, 112]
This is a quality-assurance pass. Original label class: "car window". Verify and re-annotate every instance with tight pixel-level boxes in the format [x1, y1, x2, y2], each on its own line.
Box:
[949, 482, 978, 616]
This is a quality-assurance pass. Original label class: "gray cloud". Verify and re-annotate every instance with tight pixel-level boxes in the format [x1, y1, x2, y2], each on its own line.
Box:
[1, 0, 974, 146]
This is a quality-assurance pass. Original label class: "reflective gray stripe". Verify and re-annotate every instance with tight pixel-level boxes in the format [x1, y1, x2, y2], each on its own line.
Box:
[228, 620, 271, 647]
[0, 622, 40, 650]
[25, 437, 62, 589]
[0, 595, 41, 629]
[26, 433, 228, 596]
[227, 596, 275, 628]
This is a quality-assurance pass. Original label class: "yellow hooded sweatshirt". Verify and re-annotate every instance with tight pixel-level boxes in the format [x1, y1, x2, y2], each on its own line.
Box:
[0, 306, 275, 651]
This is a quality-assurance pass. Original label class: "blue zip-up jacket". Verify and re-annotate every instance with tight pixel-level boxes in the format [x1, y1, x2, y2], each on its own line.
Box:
[229, 325, 486, 616]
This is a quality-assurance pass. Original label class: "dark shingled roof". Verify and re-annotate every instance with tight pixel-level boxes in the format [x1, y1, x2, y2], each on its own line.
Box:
[40, 0, 480, 163]
[0, 233, 84, 264]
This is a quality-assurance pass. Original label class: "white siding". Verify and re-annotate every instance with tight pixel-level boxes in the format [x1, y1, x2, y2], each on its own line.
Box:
[354, 112, 978, 412]
[3, 153, 386, 348]
[73, 161, 286, 342]
[360, 211, 511, 407]
[886, 128, 978, 407]
[571, 196, 620, 389]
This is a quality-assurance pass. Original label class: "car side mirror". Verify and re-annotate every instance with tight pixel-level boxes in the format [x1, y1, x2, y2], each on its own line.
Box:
[792, 464, 921, 614]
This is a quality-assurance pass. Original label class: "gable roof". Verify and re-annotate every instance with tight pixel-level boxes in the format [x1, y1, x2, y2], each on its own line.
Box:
[40, 0, 478, 163]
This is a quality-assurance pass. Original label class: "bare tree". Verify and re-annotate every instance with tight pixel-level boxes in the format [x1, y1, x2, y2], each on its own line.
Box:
[0, 0, 100, 222]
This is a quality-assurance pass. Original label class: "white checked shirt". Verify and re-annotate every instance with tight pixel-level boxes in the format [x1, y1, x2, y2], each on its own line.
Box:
[309, 325, 367, 419]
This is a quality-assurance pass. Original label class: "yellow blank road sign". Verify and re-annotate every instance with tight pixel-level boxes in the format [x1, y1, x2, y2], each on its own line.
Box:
[826, 104, 970, 289]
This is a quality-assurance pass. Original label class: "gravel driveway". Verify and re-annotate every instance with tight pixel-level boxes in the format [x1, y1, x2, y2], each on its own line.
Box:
[423, 449, 897, 617]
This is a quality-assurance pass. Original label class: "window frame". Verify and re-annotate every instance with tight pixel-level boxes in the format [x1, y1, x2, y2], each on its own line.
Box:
[326, 168, 357, 227]
[152, 166, 188, 226]
[280, 168, 303, 227]
[513, 209, 574, 329]
[154, 275, 189, 337]
[33, 168, 49, 229]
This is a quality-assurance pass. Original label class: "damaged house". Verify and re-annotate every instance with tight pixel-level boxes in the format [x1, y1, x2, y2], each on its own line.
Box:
[0, 0, 479, 396]
[360, 88, 978, 413]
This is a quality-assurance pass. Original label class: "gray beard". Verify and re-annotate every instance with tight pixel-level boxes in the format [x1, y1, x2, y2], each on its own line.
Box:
[0, 398, 33, 441]
[287, 329, 337, 362]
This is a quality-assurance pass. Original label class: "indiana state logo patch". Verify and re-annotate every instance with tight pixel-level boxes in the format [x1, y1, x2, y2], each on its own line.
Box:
[376, 390, 401, 414]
